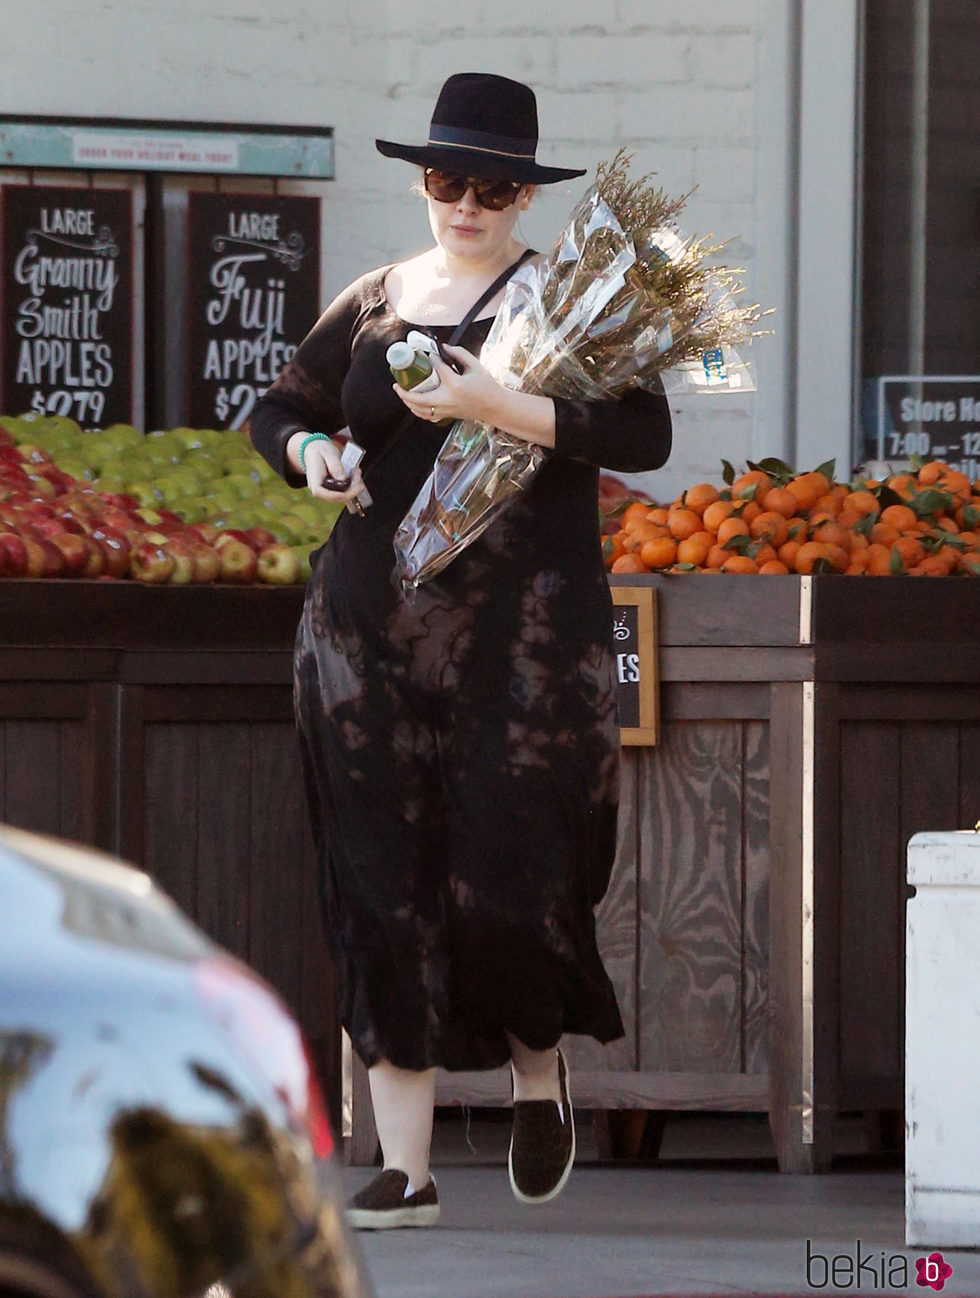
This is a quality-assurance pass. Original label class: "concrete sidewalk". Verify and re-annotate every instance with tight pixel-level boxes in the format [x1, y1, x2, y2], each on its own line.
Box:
[341, 1114, 980, 1298]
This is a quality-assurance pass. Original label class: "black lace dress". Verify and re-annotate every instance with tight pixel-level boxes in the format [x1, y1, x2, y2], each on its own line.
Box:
[249, 265, 672, 1072]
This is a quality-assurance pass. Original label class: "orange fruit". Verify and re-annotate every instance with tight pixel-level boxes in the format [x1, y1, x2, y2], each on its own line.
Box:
[845, 551, 869, 574]
[794, 541, 834, 574]
[786, 475, 820, 512]
[886, 473, 916, 501]
[751, 543, 779, 567]
[722, 554, 759, 573]
[761, 486, 799, 518]
[893, 535, 925, 569]
[864, 544, 895, 575]
[684, 482, 720, 515]
[870, 521, 900, 546]
[958, 553, 980, 576]
[750, 511, 791, 547]
[640, 536, 678, 569]
[917, 460, 948, 485]
[647, 506, 670, 526]
[676, 531, 714, 566]
[847, 489, 880, 518]
[813, 493, 840, 517]
[778, 539, 802, 569]
[880, 503, 919, 532]
[717, 516, 750, 545]
[810, 520, 852, 551]
[611, 553, 647, 574]
[702, 499, 737, 533]
[622, 501, 652, 531]
[705, 543, 730, 569]
[731, 469, 772, 500]
[667, 507, 703, 541]
[739, 500, 762, 525]
[759, 559, 790, 574]
[605, 532, 628, 565]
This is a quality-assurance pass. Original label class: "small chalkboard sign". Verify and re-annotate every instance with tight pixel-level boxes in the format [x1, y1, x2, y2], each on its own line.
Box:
[186, 192, 321, 430]
[0, 184, 134, 426]
[611, 585, 659, 745]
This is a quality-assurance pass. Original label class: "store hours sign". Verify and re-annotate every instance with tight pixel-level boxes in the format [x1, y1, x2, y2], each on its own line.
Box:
[186, 193, 320, 429]
[0, 185, 134, 425]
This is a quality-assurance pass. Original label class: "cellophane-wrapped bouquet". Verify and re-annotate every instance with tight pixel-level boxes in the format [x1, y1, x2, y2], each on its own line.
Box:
[393, 149, 769, 589]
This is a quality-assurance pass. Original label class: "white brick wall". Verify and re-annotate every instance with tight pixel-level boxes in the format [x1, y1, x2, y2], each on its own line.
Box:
[0, 0, 798, 496]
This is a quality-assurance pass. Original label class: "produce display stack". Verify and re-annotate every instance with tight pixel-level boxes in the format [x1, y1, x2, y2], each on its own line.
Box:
[0, 413, 344, 583]
[600, 458, 980, 577]
[3, 413, 977, 584]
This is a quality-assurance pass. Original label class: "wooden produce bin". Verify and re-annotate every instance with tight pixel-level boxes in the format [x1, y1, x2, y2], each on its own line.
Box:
[0, 581, 340, 1124]
[3, 576, 979, 1172]
[427, 574, 980, 1173]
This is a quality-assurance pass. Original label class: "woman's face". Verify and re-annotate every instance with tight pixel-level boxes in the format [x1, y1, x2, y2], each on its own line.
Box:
[424, 174, 533, 264]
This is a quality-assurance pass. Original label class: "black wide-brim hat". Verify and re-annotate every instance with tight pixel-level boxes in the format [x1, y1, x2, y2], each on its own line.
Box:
[376, 72, 586, 185]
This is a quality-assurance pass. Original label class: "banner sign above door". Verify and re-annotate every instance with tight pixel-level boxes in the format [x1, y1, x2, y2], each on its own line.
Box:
[0, 117, 334, 179]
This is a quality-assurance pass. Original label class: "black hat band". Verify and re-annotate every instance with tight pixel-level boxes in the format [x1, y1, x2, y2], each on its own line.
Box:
[427, 124, 537, 161]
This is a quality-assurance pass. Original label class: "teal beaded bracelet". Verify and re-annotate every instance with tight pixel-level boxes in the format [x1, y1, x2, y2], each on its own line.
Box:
[298, 431, 331, 470]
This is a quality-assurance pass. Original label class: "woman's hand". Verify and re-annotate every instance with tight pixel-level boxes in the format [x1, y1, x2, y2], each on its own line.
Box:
[392, 344, 557, 448]
[285, 432, 365, 503]
[392, 345, 502, 428]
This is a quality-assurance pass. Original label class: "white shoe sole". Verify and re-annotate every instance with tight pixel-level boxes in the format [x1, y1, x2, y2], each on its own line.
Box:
[347, 1202, 440, 1229]
[508, 1048, 576, 1205]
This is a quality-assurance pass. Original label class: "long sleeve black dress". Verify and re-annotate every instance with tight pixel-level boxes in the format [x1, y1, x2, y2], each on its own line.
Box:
[250, 264, 672, 1073]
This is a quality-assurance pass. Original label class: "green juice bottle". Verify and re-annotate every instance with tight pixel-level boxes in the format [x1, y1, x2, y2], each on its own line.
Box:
[386, 341, 454, 426]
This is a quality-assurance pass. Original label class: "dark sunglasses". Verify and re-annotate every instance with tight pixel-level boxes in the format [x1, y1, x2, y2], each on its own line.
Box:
[423, 168, 523, 210]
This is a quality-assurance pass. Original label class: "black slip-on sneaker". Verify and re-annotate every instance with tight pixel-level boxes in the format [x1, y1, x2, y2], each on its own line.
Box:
[508, 1047, 575, 1204]
[347, 1168, 440, 1229]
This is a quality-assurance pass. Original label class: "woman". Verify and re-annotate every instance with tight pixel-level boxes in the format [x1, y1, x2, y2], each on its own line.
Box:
[249, 72, 672, 1229]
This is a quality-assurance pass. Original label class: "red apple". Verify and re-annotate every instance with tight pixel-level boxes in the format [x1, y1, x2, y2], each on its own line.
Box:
[91, 530, 130, 579]
[0, 532, 27, 577]
[214, 529, 254, 551]
[217, 539, 258, 583]
[162, 538, 195, 585]
[245, 527, 277, 552]
[188, 522, 220, 545]
[23, 537, 66, 578]
[256, 542, 301, 584]
[79, 536, 106, 578]
[51, 532, 90, 576]
[25, 473, 57, 501]
[190, 543, 221, 583]
[130, 541, 175, 584]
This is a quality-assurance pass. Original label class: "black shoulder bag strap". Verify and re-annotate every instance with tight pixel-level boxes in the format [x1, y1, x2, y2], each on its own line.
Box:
[444, 246, 537, 349]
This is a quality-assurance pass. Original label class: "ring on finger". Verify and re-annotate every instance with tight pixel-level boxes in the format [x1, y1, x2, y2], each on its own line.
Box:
[430, 406, 436, 419]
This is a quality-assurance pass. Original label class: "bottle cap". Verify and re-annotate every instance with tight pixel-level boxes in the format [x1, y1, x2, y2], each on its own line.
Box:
[406, 330, 438, 356]
[386, 341, 415, 369]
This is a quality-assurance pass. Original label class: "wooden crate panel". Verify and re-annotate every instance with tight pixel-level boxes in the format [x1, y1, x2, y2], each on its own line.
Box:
[838, 721, 903, 1085]
[563, 746, 638, 1072]
[197, 723, 253, 957]
[2, 718, 93, 843]
[742, 720, 770, 1075]
[637, 721, 746, 1074]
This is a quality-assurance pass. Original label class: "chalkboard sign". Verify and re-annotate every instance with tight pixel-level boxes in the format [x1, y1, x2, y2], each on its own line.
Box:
[0, 184, 134, 426]
[873, 375, 980, 477]
[611, 585, 659, 745]
[186, 193, 321, 430]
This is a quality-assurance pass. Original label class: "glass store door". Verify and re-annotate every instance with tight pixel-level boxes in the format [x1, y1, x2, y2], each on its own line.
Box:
[859, 0, 979, 474]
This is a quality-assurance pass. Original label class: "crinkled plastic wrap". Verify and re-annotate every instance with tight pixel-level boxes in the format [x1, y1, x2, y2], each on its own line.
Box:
[393, 182, 762, 589]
